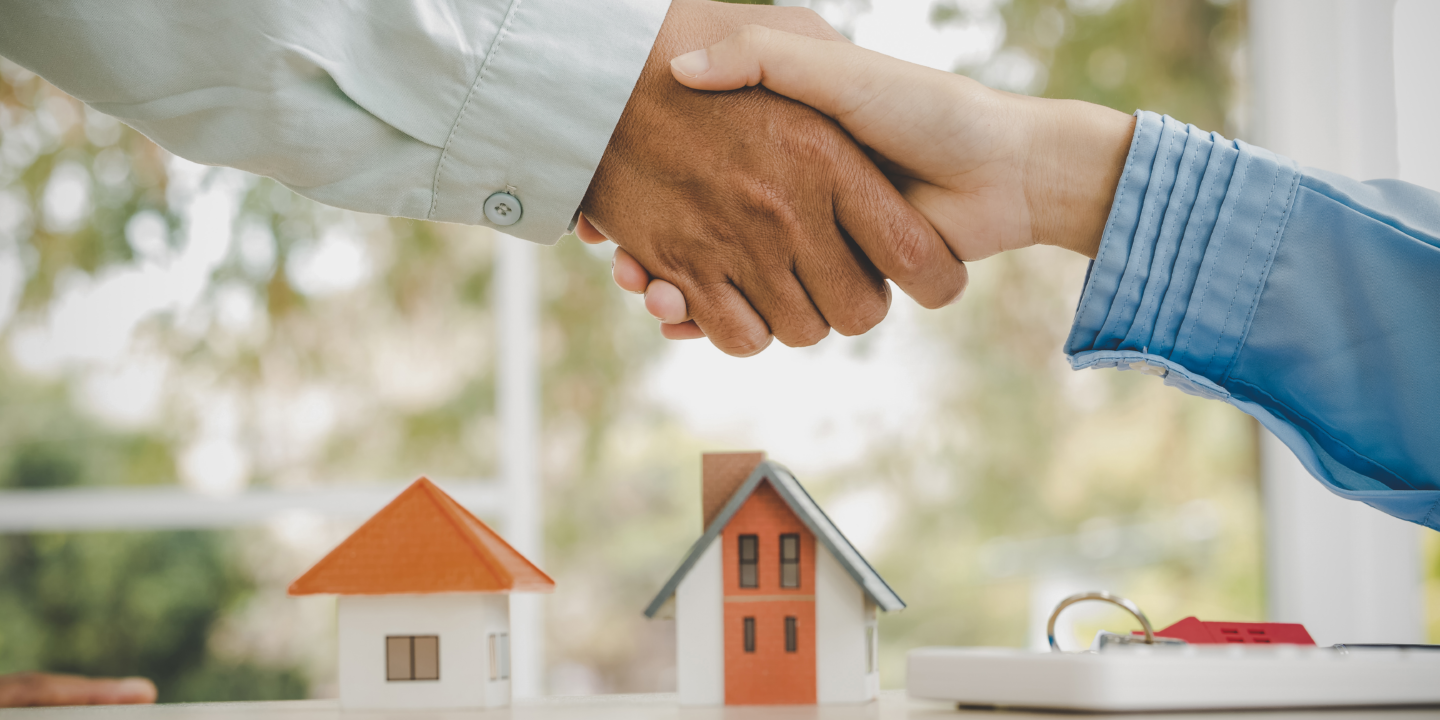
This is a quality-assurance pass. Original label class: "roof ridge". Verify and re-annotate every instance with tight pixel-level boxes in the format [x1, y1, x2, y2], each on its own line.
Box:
[642, 459, 903, 618]
[429, 480, 554, 590]
[288, 477, 554, 596]
[417, 478, 514, 588]
[772, 465, 902, 607]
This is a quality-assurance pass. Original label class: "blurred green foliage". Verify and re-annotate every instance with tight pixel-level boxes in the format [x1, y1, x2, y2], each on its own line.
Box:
[1, 16, 662, 694]
[0, 376, 305, 700]
[0, 529, 306, 702]
[1001, 0, 1245, 132]
[0, 60, 306, 700]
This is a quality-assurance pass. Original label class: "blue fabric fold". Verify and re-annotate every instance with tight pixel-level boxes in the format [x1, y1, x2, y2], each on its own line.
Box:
[1065, 110, 1440, 531]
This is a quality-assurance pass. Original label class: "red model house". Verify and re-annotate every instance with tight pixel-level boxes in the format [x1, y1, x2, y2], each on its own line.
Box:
[645, 452, 904, 705]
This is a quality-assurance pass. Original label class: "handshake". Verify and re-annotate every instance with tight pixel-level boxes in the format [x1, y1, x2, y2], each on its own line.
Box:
[575, 0, 1137, 356]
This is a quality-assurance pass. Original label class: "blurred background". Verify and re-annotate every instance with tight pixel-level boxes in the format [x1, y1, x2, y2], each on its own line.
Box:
[0, 0, 1436, 703]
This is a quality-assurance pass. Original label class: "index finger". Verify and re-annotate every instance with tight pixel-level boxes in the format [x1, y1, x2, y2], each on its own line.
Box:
[0, 673, 157, 707]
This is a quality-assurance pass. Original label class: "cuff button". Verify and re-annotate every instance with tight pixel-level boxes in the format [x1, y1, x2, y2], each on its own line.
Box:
[484, 191, 522, 226]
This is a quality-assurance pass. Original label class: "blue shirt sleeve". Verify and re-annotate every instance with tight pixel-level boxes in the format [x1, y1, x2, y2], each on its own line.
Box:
[1065, 110, 1440, 531]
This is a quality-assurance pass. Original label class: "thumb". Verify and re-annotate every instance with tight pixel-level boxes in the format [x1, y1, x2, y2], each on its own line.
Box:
[669, 25, 889, 126]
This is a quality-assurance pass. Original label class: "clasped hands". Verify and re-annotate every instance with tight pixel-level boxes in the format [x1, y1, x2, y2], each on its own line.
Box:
[578, 0, 1136, 355]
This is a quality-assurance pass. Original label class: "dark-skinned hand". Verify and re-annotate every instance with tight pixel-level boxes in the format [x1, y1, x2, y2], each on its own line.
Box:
[577, 0, 968, 356]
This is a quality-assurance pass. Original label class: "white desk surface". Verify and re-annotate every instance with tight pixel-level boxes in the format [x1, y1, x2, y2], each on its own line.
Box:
[3, 692, 1438, 719]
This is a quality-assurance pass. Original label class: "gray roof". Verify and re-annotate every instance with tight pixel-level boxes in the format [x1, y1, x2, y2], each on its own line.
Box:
[643, 460, 905, 618]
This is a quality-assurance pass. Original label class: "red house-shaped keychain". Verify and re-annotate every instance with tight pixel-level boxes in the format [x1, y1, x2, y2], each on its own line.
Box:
[1138, 617, 1315, 645]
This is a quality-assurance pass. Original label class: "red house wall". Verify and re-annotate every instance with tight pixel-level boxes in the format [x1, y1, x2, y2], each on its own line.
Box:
[721, 481, 816, 705]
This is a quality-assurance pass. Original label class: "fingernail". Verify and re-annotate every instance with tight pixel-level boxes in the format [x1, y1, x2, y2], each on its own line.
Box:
[116, 678, 156, 702]
[671, 49, 710, 78]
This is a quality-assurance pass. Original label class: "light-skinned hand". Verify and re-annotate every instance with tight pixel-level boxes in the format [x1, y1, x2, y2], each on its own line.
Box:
[616, 24, 1137, 334]
[0, 672, 157, 707]
[577, 0, 968, 355]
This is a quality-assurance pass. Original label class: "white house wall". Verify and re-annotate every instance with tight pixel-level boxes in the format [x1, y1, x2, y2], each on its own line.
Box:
[815, 548, 878, 703]
[482, 594, 512, 708]
[337, 593, 510, 709]
[675, 540, 724, 705]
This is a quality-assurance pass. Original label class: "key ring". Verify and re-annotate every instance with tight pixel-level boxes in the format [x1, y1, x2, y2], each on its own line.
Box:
[1047, 591, 1157, 653]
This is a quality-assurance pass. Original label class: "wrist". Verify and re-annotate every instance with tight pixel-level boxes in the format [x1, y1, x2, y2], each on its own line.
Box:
[1022, 99, 1135, 259]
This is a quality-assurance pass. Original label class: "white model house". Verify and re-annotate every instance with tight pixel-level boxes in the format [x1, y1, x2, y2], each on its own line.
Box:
[289, 477, 554, 709]
[644, 452, 904, 705]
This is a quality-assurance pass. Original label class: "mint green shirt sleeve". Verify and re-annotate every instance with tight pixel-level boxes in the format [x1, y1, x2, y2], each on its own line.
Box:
[0, 0, 669, 244]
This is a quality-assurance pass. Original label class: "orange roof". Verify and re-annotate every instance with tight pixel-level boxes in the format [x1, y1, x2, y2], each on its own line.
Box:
[288, 478, 554, 596]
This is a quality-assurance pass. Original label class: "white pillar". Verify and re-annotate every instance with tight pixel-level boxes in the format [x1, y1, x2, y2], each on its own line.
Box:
[1393, 0, 1440, 194]
[495, 232, 544, 696]
[1247, 0, 1424, 645]
[1249, 0, 1399, 180]
[1260, 435, 1423, 645]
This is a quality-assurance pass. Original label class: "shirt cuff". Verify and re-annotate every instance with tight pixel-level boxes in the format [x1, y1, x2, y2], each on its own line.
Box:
[427, 0, 670, 244]
[1063, 110, 1302, 393]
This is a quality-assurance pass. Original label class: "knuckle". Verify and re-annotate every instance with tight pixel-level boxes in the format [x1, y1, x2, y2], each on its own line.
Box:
[735, 24, 771, 50]
[831, 292, 889, 336]
[913, 271, 967, 309]
[932, 268, 970, 308]
[884, 224, 935, 282]
[715, 327, 772, 357]
[913, 246, 967, 308]
[791, 119, 842, 154]
[742, 181, 806, 235]
[646, 243, 702, 288]
[779, 322, 829, 348]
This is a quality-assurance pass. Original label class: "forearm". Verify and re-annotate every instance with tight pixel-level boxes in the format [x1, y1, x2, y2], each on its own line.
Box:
[1065, 110, 1440, 529]
[0, 0, 667, 242]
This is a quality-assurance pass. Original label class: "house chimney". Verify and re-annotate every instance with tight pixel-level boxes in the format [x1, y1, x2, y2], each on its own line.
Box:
[702, 451, 765, 530]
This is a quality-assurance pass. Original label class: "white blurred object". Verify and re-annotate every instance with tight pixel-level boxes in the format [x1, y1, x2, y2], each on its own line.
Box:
[908, 644, 1440, 712]
[0, 479, 502, 532]
[1394, 0, 1440, 193]
[179, 391, 251, 496]
[42, 161, 92, 234]
[825, 486, 898, 556]
[1247, 0, 1424, 646]
[548, 663, 603, 697]
[647, 301, 942, 475]
[496, 232, 544, 699]
[285, 225, 373, 297]
[853, 0, 1005, 72]
[76, 352, 170, 429]
[777, 0, 1006, 73]
[7, 160, 241, 376]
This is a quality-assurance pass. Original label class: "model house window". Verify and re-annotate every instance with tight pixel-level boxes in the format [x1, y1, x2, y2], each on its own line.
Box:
[779, 533, 800, 588]
[488, 632, 511, 681]
[743, 617, 756, 653]
[784, 616, 798, 653]
[386, 635, 439, 681]
[738, 534, 758, 588]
